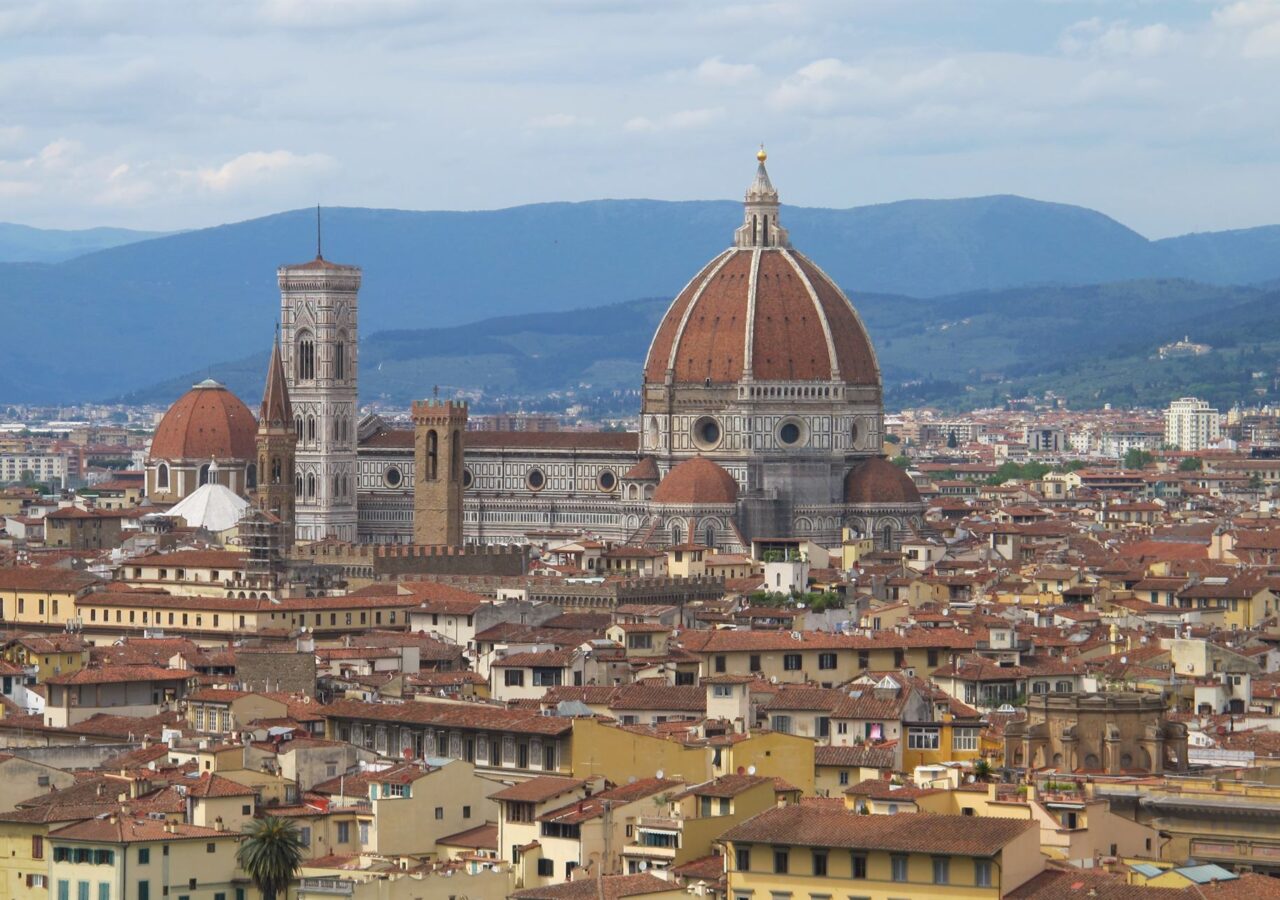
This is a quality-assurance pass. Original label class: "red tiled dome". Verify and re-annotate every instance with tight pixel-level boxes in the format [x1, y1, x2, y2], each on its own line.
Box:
[844, 457, 921, 505]
[643, 247, 879, 386]
[149, 380, 257, 462]
[652, 457, 739, 505]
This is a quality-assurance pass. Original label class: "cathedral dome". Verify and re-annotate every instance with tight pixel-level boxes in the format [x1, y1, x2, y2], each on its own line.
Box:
[652, 457, 739, 505]
[150, 380, 257, 462]
[643, 154, 879, 388]
[844, 457, 921, 505]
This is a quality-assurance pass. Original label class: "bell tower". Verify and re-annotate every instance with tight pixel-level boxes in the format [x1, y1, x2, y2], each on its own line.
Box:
[279, 225, 360, 543]
[412, 399, 467, 546]
[254, 332, 297, 547]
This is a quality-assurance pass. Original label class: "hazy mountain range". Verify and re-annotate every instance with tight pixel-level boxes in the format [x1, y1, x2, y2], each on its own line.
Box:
[0, 223, 169, 263]
[5, 196, 1280, 406]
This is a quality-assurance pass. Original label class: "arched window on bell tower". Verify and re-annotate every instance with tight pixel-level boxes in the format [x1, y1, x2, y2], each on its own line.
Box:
[335, 332, 347, 381]
[271, 457, 282, 483]
[156, 463, 169, 490]
[425, 430, 439, 481]
[297, 331, 315, 381]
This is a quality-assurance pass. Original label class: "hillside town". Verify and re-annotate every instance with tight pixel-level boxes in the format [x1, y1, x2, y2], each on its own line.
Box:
[3, 153, 1280, 900]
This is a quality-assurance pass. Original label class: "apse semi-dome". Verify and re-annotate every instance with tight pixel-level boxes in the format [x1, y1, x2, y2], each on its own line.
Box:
[652, 456, 739, 505]
[643, 151, 879, 388]
[844, 456, 922, 505]
[150, 379, 257, 462]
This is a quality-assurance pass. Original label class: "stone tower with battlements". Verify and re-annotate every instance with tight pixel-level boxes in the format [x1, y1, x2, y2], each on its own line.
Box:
[412, 399, 467, 546]
[279, 252, 361, 543]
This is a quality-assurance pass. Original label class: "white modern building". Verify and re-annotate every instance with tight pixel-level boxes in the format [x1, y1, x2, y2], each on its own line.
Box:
[1165, 397, 1222, 452]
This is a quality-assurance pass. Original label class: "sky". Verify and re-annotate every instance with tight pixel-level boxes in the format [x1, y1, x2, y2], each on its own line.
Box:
[3, 0, 1280, 237]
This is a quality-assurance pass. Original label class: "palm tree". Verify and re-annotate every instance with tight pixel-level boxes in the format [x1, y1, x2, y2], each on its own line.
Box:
[237, 816, 304, 900]
[973, 758, 994, 782]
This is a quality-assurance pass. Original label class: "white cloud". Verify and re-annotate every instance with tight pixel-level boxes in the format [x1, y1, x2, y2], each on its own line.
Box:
[253, 0, 432, 29]
[768, 57, 977, 113]
[1060, 18, 1181, 58]
[693, 56, 760, 86]
[1, 0, 1280, 235]
[186, 150, 337, 193]
[1213, 0, 1280, 57]
[527, 113, 586, 129]
[624, 107, 724, 132]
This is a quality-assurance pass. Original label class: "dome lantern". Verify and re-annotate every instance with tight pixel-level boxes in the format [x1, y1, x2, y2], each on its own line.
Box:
[734, 147, 789, 249]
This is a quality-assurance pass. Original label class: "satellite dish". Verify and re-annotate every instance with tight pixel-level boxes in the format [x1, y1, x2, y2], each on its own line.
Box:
[967, 774, 976, 783]
[747, 765, 757, 776]
[656, 769, 664, 780]
[628, 775, 637, 784]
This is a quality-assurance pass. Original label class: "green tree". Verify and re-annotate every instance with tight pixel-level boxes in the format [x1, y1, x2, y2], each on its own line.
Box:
[237, 816, 304, 900]
[972, 758, 994, 782]
[891, 456, 911, 469]
[1177, 456, 1203, 472]
[1123, 449, 1154, 470]
[946, 430, 958, 449]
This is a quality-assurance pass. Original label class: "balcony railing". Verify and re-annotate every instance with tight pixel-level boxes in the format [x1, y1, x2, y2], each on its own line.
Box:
[637, 816, 683, 831]
[299, 878, 355, 896]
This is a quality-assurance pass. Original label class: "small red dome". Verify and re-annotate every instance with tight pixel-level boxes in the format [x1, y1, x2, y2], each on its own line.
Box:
[623, 457, 660, 481]
[653, 457, 739, 505]
[149, 380, 257, 462]
[844, 457, 921, 505]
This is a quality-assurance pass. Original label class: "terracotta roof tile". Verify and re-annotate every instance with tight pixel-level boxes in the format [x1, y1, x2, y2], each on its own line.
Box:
[720, 806, 1033, 856]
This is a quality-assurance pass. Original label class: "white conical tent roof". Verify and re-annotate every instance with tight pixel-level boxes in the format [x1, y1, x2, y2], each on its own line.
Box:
[165, 482, 250, 533]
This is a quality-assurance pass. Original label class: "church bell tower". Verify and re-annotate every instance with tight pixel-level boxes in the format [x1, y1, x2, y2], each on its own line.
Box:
[412, 399, 467, 546]
[278, 221, 360, 544]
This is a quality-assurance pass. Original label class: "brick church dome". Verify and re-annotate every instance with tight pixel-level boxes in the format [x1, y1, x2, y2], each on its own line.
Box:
[643, 152, 879, 388]
[653, 457, 739, 505]
[844, 456, 921, 505]
[149, 379, 257, 462]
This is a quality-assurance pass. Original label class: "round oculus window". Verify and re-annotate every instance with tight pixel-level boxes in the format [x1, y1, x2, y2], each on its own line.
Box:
[693, 416, 722, 450]
[598, 470, 617, 492]
[384, 466, 402, 487]
[462, 468, 473, 489]
[527, 468, 545, 490]
[776, 417, 807, 447]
